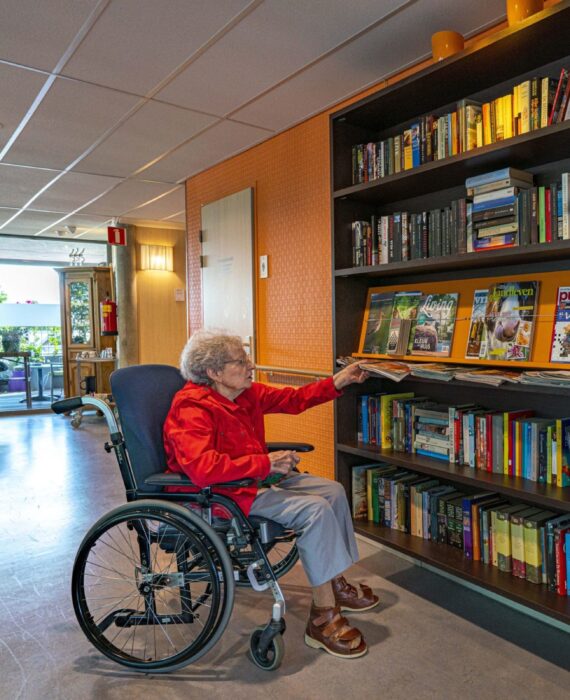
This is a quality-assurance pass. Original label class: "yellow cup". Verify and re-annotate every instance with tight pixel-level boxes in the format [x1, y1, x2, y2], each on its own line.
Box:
[431, 30, 465, 62]
[506, 0, 544, 25]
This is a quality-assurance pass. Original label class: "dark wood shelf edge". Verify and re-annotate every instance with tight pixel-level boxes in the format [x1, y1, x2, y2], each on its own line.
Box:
[333, 122, 570, 202]
[337, 442, 570, 511]
[354, 521, 570, 624]
[334, 239, 570, 278]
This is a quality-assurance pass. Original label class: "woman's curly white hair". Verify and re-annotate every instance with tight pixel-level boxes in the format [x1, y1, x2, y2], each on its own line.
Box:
[180, 328, 244, 385]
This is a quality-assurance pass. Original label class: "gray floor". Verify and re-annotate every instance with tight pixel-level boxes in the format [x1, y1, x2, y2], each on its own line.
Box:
[0, 413, 569, 700]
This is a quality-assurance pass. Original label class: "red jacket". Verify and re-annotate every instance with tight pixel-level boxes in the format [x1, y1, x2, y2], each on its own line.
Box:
[163, 378, 340, 514]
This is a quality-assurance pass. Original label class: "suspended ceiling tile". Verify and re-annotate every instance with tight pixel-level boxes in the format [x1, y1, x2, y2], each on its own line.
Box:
[5, 77, 140, 170]
[81, 179, 178, 216]
[156, 0, 409, 116]
[0, 64, 48, 153]
[62, 0, 253, 95]
[0, 209, 66, 236]
[0, 164, 62, 208]
[0, 0, 99, 71]
[162, 210, 186, 224]
[31, 171, 123, 212]
[141, 120, 272, 183]
[232, 0, 506, 131]
[0, 207, 20, 227]
[77, 100, 217, 178]
[122, 186, 185, 219]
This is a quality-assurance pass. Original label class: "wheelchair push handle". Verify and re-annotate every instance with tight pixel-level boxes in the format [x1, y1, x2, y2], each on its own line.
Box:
[51, 397, 83, 414]
[51, 395, 120, 433]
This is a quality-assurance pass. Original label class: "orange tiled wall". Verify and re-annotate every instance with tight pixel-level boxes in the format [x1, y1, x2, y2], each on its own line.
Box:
[184, 7, 559, 478]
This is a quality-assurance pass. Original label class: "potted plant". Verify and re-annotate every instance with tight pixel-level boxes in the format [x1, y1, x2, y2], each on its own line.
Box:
[0, 327, 28, 353]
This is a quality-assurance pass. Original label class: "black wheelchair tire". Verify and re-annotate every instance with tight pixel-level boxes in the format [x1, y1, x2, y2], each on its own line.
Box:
[249, 626, 284, 671]
[71, 500, 235, 673]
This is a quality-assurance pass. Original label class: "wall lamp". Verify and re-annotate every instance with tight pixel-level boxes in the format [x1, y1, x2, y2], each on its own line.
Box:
[139, 244, 174, 271]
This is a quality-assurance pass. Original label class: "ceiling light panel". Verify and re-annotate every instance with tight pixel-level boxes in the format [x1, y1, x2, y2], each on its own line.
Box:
[77, 100, 217, 178]
[61, 0, 253, 95]
[5, 76, 140, 170]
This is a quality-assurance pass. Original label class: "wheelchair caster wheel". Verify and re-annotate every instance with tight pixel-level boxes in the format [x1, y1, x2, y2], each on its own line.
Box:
[249, 626, 284, 671]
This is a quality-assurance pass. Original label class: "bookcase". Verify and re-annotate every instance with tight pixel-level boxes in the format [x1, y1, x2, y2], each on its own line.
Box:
[330, 2, 570, 624]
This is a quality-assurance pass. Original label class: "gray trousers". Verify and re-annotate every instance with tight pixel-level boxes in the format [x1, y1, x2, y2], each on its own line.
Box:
[249, 472, 359, 587]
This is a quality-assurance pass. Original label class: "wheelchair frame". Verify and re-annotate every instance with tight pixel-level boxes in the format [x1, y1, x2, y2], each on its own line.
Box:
[54, 394, 308, 672]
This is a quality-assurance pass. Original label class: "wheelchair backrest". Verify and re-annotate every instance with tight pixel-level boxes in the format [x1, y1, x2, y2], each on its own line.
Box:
[110, 364, 185, 492]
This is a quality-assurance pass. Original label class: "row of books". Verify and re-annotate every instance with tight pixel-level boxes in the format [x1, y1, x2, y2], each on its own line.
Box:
[351, 464, 570, 594]
[360, 281, 540, 362]
[349, 168, 570, 266]
[356, 391, 570, 487]
[350, 69, 570, 185]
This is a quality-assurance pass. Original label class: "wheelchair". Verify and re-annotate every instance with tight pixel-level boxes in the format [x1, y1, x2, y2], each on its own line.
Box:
[52, 364, 314, 673]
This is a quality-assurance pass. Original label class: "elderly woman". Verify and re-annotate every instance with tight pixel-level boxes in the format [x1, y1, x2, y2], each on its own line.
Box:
[164, 329, 378, 659]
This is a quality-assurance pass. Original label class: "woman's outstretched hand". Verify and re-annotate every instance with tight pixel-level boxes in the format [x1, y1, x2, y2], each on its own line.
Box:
[333, 363, 370, 391]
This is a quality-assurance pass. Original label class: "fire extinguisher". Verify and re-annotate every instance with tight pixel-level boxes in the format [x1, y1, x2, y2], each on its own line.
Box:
[100, 298, 118, 336]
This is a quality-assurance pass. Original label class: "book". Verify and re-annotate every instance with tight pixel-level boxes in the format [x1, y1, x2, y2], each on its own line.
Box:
[482, 280, 539, 361]
[410, 292, 458, 356]
[386, 291, 423, 355]
[511, 507, 544, 578]
[351, 465, 375, 520]
[465, 167, 533, 189]
[523, 511, 556, 584]
[380, 392, 414, 448]
[550, 286, 570, 363]
[359, 290, 395, 355]
[495, 504, 530, 572]
[466, 288, 488, 358]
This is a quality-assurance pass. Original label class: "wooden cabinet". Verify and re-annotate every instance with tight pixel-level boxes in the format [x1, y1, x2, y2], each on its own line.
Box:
[56, 266, 116, 397]
[330, 2, 570, 623]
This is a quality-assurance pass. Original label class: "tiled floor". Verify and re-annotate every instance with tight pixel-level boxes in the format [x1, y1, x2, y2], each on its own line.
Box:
[0, 413, 569, 700]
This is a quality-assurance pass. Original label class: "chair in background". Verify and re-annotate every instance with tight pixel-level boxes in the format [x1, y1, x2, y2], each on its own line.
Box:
[47, 356, 64, 402]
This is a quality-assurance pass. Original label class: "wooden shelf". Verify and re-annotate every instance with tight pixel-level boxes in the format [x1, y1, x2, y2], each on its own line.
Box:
[354, 522, 570, 623]
[331, 1, 570, 622]
[334, 121, 570, 204]
[338, 441, 570, 512]
[335, 239, 570, 278]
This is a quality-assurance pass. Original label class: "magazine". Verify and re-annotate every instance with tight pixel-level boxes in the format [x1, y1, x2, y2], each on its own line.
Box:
[481, 280, 539, 361]
[359, 291, 395, 355]
[550, 286, 570, 363]
[466, 289, 488, 358]
[410, 293, 458, 356]
[357, 360, 411, 382]
[386, 291, 423, 355]
[408, 363, 460, 381]
[520, 370, 570, 386]
[458, 369, 522, 386]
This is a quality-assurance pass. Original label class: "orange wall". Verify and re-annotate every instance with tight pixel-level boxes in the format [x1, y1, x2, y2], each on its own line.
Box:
[184, 8, 558, 478]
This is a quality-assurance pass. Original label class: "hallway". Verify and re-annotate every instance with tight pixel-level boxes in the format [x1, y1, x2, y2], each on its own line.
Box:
[0, 413, 569, 700]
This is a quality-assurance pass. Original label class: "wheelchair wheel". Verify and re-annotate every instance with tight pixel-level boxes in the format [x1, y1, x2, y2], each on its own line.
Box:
[72, 500, 235, 673]
[249, 626, 284, 671]
[236, 536, 299, 588]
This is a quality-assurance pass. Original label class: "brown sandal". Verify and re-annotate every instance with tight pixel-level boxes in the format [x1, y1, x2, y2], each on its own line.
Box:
[332, 576, 379, 612]
[304, 604, 367, 658]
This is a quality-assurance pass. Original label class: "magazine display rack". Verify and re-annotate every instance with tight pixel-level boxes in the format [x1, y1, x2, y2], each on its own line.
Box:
[330, 2, 570, 623]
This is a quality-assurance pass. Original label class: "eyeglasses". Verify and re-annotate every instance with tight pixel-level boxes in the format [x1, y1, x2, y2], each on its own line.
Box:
[223, 356, 251, 367]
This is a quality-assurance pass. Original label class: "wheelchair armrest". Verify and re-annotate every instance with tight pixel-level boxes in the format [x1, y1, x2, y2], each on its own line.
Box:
[144, 473, 254, 488]
[267, 442, 314, 452]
